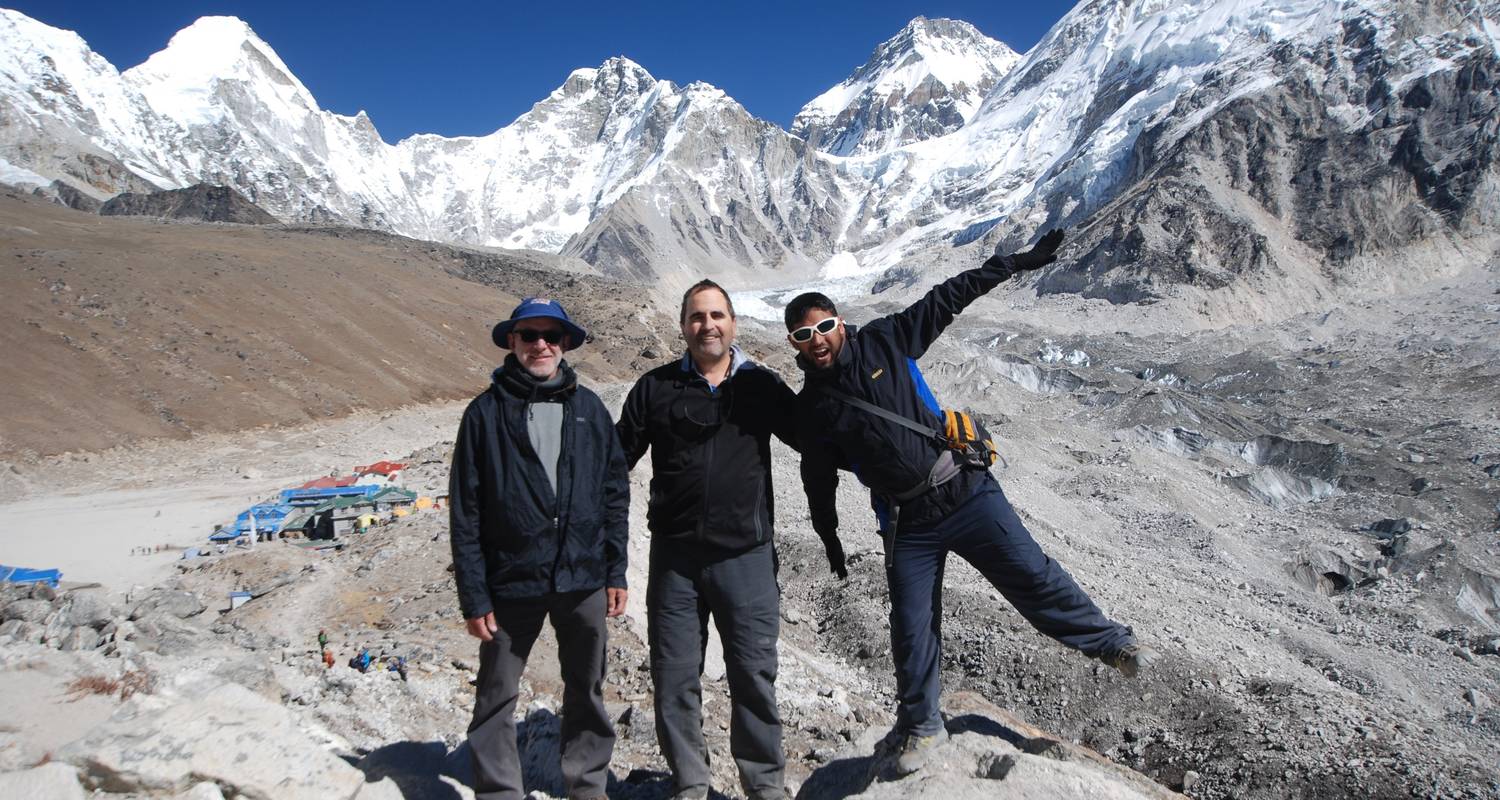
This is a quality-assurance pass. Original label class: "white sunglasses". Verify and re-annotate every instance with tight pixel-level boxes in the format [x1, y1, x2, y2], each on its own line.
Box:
[788, 316, 841, 343]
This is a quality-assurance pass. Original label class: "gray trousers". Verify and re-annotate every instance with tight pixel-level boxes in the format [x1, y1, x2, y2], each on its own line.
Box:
[468, 588, 615, 800]
[647, 541, 784, 798]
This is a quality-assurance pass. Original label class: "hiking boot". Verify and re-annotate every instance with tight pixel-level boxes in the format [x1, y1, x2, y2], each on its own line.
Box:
[893, 728, 948, 776]
[1104, 642, 1160, 678]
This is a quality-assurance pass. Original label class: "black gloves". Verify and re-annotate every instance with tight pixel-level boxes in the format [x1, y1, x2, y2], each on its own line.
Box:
[984, 228, 1065, 274]
[818, 531, 848, 580]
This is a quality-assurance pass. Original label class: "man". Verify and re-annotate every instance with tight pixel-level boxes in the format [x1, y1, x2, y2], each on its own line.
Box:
[616, 280, 797, 800]
[449, 297, 629, 800]
[785, 230, 1156, 774]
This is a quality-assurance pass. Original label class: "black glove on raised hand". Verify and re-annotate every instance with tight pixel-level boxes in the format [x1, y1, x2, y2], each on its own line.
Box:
[821, 535, 848, 580]
[985, 228, 1065, 274]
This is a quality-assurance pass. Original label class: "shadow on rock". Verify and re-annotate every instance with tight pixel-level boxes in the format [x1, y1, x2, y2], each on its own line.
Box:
[353, 740, 468, 800]
[796, 714, 1029, 800]
[353, 708, 656, 799]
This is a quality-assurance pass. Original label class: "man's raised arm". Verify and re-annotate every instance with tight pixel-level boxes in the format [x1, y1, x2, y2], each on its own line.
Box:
[885, 229, 1065, 358]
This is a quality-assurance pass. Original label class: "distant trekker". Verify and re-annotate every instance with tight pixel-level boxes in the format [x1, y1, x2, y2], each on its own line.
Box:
[784, 230, 1157, 775]
[616, 280, 799, 800]
[449, 297, 629, 800]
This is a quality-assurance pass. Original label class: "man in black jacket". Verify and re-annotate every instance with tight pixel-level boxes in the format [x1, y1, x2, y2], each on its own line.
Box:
[450, 297, 629, 800]
[785, 231, 1156, 775]
[616, 280, 797, 800]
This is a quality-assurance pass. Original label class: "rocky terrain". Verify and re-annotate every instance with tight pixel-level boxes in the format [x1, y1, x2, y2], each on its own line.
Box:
[0, 189, 675, 458]
[1, 239, 1496, 797]
[0, 4, 1497, 796]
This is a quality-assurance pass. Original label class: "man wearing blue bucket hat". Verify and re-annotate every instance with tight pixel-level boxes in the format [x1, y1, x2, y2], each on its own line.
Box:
[450, 296, 629, 800]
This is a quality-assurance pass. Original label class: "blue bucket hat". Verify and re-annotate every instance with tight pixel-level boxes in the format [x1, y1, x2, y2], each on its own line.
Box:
[491, 297, 588, 350]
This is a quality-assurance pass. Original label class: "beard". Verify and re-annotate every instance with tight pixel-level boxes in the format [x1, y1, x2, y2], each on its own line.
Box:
[692, 336, 728, 360]
[519, 353, 559, 380]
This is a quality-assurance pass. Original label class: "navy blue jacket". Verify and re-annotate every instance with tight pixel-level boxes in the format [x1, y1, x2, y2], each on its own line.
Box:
[797, 258, 1020, 542]
[449, 359, 629, 619]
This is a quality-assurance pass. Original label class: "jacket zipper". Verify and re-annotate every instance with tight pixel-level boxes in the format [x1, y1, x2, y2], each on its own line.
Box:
[549, 396, 571, 592]
[753, 474, 765, 543]
[697, 425, 715, 544]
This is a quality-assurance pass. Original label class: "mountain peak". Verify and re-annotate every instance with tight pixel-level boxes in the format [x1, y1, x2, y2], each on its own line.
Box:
[597, 55, 652, 77]
[791, 17, 1020, 156]
[140, 16, 278, 74]
[171, 15, 257, 44]
[123, 15, 314, 127]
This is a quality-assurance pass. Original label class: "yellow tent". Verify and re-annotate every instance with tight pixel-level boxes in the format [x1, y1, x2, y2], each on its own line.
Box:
[415, 496, 434, 510]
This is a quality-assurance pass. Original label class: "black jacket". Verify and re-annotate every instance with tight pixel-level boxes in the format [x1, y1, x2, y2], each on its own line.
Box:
[617, 350, 798, 552]
[797, 258, 1020, 542]
[449, 358, 629, 618]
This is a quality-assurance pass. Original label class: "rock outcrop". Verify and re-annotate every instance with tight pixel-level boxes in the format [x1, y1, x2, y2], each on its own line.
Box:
[99, 183, 279, 224]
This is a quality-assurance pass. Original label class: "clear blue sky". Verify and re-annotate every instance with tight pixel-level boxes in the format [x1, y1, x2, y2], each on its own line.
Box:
[14, 1, 1080, 142]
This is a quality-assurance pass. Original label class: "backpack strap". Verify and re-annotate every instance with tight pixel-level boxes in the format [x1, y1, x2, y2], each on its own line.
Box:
[823, 388, 945, 443]
[821, 387, 959, 504]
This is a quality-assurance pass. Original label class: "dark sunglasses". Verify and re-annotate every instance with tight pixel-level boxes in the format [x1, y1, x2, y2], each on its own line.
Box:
[516, 329, 565, 345]
[788, 316, 840, 343]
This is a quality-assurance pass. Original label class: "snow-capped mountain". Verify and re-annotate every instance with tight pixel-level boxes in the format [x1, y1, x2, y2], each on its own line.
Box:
[2, 2, 1497, 302]
[791, 17, 1020, 157]
[827, 0, 1500, 301]
[0, 10, 844, 287]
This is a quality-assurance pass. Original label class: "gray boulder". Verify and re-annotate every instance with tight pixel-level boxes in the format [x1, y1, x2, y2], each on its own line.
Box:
[0, 762, 86, 800]
[129, 590, 205, 621]
[127, 615, 200, 656]
[0, 619, 44, 644]
[2, 598, 53, 624]
[63, 593, 115, 628]
[58, 626, 102, 652]
[60, 683, 371, 799]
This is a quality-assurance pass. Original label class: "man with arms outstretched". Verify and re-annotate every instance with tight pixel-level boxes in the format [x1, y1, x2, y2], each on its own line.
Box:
[785, 231, 1156, 775]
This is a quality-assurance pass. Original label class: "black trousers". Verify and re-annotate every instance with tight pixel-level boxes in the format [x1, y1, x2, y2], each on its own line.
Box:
[647, 540, 784, 798]
[467, 588, 614, 800]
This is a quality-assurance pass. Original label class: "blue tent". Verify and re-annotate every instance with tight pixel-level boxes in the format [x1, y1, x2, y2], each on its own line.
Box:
[0, 565, 62, 587]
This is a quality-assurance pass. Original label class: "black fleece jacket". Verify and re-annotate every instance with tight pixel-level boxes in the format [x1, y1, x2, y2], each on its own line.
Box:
[617, 351, 798, 552]
[796, 257, 1022, 546]
[449, 357, 629, 618]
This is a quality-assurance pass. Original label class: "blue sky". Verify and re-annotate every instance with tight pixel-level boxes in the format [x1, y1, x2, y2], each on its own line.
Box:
[14, 1, 1081, 142]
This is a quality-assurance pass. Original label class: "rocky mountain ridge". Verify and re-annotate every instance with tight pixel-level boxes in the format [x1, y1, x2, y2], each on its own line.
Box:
[98, 182, 278, 223]
[3, 2, 1496, 301]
